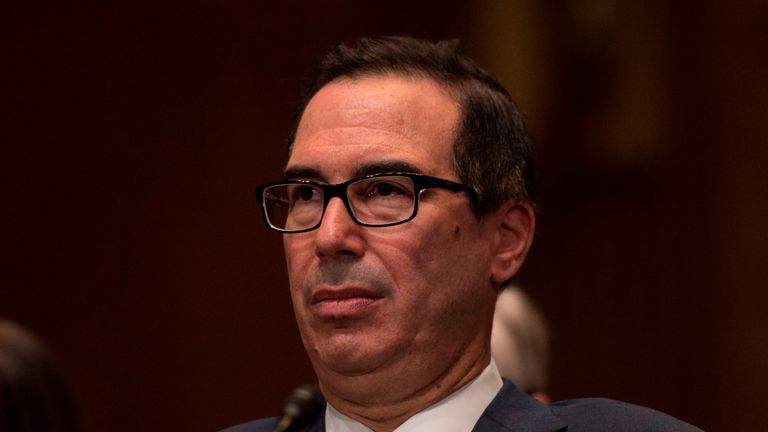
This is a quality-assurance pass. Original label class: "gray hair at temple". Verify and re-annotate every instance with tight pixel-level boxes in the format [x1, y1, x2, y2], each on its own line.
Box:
[491, 286, 550, 397]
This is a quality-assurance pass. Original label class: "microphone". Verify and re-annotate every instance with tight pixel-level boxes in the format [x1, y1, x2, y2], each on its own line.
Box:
[273, 384, 325, 432]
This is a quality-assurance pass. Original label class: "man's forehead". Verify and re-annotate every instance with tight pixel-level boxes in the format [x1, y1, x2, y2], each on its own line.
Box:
[285, 140, 439, 181]
[287, 74, 460, 182]
[297, 75, 454, 131]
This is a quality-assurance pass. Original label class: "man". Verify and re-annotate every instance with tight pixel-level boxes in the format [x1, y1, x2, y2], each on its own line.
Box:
[228, 36, 700, 431]
[491, 286, 550, 403]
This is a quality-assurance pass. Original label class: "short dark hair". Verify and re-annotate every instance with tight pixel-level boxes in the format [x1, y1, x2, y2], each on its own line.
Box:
[288, 36, 535, 216]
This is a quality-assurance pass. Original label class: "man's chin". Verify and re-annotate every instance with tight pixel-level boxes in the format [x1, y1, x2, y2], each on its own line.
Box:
[312, 344, 389, 377]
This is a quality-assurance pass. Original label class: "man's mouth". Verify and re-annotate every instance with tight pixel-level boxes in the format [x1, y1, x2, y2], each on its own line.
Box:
[309, 287, 385, 318]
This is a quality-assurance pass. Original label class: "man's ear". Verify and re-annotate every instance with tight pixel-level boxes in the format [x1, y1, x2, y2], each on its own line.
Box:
[489, 201, 535, 284]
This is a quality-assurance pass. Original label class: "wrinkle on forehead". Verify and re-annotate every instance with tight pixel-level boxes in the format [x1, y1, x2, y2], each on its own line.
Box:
[287, 139, 433, 182]
[296, 127, 430, 157]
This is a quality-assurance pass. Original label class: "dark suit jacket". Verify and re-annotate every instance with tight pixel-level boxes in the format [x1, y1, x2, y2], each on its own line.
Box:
[222, 381, 702, 432]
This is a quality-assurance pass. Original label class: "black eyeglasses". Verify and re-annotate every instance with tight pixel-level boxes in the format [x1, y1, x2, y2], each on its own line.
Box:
[255, 172, 477, 233]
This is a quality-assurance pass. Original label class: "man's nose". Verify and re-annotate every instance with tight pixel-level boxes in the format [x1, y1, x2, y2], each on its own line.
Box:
[313, 197, 365, 258]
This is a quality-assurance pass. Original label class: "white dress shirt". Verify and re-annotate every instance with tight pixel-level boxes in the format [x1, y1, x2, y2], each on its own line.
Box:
[325, 360, 503, 432]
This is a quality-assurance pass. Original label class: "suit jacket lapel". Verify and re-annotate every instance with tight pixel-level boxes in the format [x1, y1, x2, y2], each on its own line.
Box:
[472, 381, 567, 432]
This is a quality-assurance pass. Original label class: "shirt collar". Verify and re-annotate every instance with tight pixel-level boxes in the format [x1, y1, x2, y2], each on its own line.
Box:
[325, 360, 503, 432]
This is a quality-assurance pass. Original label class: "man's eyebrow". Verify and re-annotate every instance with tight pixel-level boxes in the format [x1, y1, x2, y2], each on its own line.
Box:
[283, 161, 423, 182]
[353, 161, 422, 178]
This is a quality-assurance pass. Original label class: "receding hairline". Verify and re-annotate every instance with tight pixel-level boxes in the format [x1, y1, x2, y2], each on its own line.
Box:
[288, 70, 467, 156]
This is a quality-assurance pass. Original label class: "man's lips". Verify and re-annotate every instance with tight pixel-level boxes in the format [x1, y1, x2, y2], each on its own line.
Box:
[310, 287, 384, 303]
[309, 287, 385, 318]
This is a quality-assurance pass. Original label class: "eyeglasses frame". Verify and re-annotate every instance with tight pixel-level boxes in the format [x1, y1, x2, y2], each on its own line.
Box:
[255, 172, 477, 233]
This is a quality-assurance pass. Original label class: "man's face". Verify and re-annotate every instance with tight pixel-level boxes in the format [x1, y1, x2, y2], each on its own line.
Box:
[283, 74, 500, 399]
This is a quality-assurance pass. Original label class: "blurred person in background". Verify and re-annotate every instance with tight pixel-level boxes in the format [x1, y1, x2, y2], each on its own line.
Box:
[0, 320, 80, 432]
[491, 285, 550, 403]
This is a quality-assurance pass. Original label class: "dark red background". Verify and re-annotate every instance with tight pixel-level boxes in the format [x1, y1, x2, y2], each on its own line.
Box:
[3, 2, 767, 431]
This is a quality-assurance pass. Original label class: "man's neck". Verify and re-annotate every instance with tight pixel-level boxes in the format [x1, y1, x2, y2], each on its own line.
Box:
[318, 350, 492, 432]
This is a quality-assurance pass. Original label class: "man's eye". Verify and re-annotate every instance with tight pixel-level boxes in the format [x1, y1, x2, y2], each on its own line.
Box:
[375, 183, 395, 196]
[366, 181, 409, 198]
[294, 186, 318, 201]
